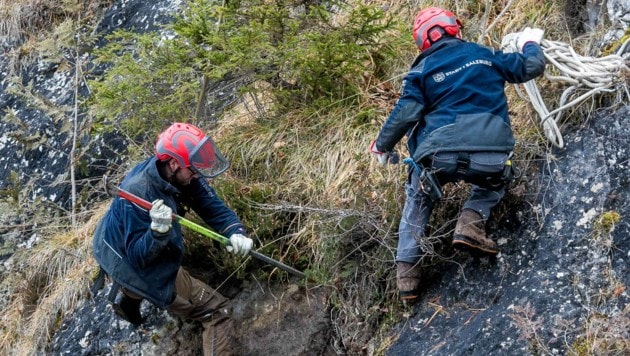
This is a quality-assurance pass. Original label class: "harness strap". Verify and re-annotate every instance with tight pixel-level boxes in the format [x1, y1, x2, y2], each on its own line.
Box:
[456, 152, 470, 174]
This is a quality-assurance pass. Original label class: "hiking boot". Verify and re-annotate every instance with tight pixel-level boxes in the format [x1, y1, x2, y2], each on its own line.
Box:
[113, 293, 143, 325]
[452, 209, 498, 255]
[202, 316, 234, 355]
[397, 262, 422, 301]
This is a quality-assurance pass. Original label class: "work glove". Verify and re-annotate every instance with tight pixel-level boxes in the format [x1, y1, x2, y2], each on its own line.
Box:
[369, 140, 399, 165]
[517, 27, 544, 51]
[226, 233, 253, 257]
[149, 199, 172, 234]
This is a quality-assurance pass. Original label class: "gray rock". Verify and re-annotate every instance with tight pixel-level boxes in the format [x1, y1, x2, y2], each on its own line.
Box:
[387, 106, 630, 355]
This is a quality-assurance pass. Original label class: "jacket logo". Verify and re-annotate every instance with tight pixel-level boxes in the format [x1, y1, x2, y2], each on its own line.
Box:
[433, 72, 445, 82]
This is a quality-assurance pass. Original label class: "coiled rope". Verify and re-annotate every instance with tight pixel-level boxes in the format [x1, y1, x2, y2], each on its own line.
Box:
[503, 34, 630, 148]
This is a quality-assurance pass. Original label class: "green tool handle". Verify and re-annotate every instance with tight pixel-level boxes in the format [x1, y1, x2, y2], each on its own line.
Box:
[116, 187, 305, 279]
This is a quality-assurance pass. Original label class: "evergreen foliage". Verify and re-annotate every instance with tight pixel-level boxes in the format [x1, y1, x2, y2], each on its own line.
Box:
[89, 0, 403, 139]
[89, 30, 200, 138]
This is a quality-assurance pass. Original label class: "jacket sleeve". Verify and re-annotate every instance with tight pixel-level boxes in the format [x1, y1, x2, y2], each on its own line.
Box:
[120, 197, 174, 269]
[494, 43, 546, 83]
[185, 179, 247, 237]
[375, 73, 426, 152]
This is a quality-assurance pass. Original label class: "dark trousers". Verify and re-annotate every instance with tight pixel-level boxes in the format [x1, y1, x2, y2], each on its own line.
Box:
[396, 152, 508, 263]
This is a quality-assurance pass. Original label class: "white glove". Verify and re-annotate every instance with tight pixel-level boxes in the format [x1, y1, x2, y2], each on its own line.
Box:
[517, 27, 544, 51]
[369, 140, 399, 165]
[226, 233, 253, 257]
[149, 199, 172, 234]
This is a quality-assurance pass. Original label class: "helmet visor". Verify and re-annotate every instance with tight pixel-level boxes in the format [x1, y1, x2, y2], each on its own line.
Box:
[189, 136, 230, 178]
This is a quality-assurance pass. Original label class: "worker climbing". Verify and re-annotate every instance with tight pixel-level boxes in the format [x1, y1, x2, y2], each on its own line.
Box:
[369, 6, 546, 301]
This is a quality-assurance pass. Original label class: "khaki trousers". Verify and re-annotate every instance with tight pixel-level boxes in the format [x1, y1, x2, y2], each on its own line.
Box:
[167, 268, 234, 356]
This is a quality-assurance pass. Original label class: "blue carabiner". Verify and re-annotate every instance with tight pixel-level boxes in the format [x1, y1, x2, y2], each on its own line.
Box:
[402, 157, 422, 174]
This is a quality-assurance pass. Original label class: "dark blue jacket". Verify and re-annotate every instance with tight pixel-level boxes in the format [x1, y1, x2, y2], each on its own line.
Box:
[375, 38, 545, 162]
[92, 157, 246, 308]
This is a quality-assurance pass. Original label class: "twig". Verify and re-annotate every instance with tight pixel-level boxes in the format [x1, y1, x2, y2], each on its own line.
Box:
[478, 0, 516, 43]
[424, 301, 447, 328]
[70, 14, 81, 228]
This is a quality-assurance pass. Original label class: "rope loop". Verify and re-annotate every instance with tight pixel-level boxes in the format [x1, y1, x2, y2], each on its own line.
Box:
[503, 33, 630, 148]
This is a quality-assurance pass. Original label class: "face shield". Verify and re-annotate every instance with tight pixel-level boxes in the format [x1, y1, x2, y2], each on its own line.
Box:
[189, 136, 230, 178]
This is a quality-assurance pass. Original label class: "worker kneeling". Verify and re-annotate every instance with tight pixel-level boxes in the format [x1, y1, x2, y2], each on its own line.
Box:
[93, 122, 253, 355]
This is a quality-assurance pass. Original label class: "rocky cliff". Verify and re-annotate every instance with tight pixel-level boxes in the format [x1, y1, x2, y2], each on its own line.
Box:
[1, 0, 629, 355]
[388, 106, 629, 355]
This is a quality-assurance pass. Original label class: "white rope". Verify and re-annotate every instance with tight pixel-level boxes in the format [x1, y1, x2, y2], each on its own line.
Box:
[503, 34, 630, 148]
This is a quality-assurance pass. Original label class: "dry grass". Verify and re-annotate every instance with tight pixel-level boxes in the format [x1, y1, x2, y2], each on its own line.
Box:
[0, 0, 22, 44]
[0, 0, 113, 42]
[573, 307, 630, 355]
[0, 0, 67, 45]
[0, 203, 107, 354]
[0, 0, 112, 75]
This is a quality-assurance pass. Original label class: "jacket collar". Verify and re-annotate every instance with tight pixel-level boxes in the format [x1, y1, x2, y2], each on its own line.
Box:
[146, 156, 181, 196]
[411, 37, 465, 68]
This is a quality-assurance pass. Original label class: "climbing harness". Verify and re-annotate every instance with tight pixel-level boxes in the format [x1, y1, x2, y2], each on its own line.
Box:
[502, 33, 630, 148]
[403, 152, 521, 201]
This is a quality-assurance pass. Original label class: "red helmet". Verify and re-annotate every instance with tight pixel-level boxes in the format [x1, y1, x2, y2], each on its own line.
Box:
[155, 122, 229, 178]
[413, 7, 462, 51]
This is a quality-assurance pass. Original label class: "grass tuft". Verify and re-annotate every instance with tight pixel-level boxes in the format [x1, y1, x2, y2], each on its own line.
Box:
[0, 204, 107, 354]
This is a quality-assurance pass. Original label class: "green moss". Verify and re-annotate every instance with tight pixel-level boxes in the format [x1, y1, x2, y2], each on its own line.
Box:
[0, 238, 17, 258]
[593, 211, 621, 235]
[214, 178, 285, 240]
[572, 337, 590, 356]
[0, 171, 21, 205]
[602, 28, 630, 56]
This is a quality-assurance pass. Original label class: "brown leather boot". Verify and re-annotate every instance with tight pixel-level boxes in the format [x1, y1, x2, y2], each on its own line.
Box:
[397, 262, 422, 301]
[202, 316, 234, 356]
[452, 209, 498, 254]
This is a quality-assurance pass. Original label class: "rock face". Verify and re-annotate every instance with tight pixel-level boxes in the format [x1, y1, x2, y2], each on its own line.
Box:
[0, 0, 181, 211]
[387, 106, 630, 355]
[49, 279, 333, 355]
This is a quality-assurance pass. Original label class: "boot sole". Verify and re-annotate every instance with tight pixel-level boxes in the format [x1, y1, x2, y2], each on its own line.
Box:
[452, 234, 498, 255]
[399, 291, 418, 301]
